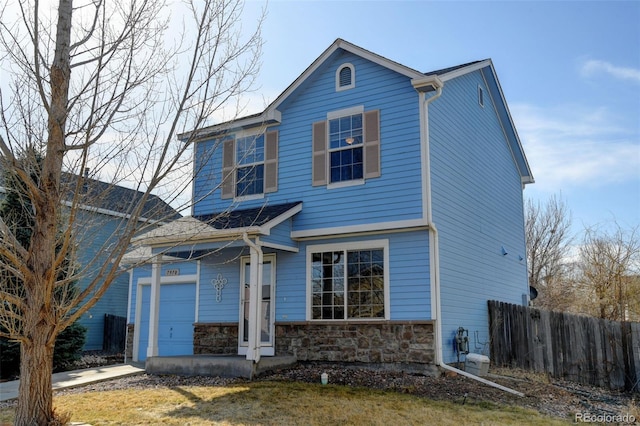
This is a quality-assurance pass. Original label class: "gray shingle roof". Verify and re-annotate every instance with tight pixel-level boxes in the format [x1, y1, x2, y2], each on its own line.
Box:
[0, 165, 180, 222]
[195, 201, 302, 230]
[61, 173, 181, 221]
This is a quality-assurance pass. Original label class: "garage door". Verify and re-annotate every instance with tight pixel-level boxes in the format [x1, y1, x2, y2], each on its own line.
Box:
[138, 283, 196, 361]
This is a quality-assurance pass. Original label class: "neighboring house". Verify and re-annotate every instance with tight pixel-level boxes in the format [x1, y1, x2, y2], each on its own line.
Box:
[0, 170, 180, 351]
[125, 39, 534, 372]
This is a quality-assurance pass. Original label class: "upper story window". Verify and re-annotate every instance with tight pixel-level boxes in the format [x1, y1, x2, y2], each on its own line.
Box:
[221, 130, 279, 200]
[236, 134, 264, 197]
[336, 63, 355, 91]
[312, 106, 380, 188]
[478, 85, 484, 107]
[329, 113, 363, 183]
[308, 240, 389, 321]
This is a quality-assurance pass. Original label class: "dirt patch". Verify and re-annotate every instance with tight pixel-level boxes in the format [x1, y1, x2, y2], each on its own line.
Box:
[262, 363, 638, 421]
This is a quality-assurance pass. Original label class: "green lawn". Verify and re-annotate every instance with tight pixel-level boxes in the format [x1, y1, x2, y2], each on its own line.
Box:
[0, 381, 571, 425]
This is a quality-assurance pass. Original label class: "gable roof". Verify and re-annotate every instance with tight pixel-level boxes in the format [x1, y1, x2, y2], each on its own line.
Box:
[61, 173, 182, 222]
[0, 165, 181, 222]
[194, 201, 302, 230]
[183, 39, 533, 184]
[132, 201, 302, 247]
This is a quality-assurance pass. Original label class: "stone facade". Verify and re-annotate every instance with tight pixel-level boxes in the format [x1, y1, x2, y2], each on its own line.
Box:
[193, 323, 239, 355]
[275, 320, 436, 373]
[125, 323, 134, 360]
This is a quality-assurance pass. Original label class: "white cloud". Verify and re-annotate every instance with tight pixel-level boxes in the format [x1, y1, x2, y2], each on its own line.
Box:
[512, 103, 640, 192]
[581, 60, 640, 83]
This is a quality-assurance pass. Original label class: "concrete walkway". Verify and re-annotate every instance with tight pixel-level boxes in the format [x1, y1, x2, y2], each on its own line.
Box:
[0, 363, 145, 402]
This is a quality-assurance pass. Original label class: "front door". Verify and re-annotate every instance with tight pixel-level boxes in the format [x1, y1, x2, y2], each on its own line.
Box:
[239, 254, 276, 356]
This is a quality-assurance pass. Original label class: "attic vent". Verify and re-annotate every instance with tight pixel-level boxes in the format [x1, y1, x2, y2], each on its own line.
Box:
[336, 63, 355, 91]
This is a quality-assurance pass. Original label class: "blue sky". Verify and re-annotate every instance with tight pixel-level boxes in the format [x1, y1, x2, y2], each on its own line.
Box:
[239, 0, 640, 236]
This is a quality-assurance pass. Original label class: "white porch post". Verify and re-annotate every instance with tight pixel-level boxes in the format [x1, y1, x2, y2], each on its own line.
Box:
[146, 255, 162, 359]
[243, 234, 263, 363]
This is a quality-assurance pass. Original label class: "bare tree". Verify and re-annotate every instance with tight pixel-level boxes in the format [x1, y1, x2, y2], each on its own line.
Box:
[576, 222, 640, 321]
[0, 0, 263, 423]
[525, 194, 573, 309]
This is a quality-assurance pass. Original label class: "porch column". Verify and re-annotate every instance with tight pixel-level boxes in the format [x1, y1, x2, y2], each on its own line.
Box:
[146, 255, 162, 358]
[243, 234, 263, 363]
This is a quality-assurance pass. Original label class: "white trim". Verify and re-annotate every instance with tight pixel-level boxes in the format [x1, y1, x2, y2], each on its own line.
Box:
[336, 63, 355, 91]
[479, 66, 534, 184]
[327, 179, 365, 190]
[259, 202, 303, 233]
[180, 39, 424, 139]
[64, 200, 167, 224]
[195, 261, 201, 323]
[438, 59, 493, 82]
[132, 273, 199, 362]
[305, 239, 390, 321]
[180, 110, 281, 141]
[326, 105, 364, 120]
[238, 253, 276, 356]
[256, 238, 299, 253]
[136, 203, 301, 247]
[291, 218, 428, 240]
[234, 193, 265, 202]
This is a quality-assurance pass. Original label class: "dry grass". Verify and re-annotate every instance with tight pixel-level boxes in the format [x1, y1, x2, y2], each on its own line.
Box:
[0, 381, 569, 425]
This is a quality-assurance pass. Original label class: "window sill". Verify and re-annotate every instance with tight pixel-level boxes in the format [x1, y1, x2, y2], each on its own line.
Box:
[327, 179, 365, 190]
[235, 193, 265, 202]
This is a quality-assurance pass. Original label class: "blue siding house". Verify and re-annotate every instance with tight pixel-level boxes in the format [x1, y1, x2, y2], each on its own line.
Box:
[68, 176, 180, 351]
[0, 171, 180, 351]
[126, 39, 533, 372]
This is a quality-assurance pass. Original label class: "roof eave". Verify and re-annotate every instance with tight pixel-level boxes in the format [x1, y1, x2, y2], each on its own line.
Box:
[178, 109, 282, 142]
[141, 225, 263, 248]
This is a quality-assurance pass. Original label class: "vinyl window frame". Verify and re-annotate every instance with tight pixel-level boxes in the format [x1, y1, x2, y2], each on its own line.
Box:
[306, 239, 390, 321]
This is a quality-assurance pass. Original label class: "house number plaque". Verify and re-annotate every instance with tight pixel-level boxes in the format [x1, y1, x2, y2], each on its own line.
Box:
[166, 269, 180, 276]
[212, 273, 228, 302]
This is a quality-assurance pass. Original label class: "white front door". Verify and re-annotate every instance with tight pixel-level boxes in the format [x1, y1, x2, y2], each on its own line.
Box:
[239, 254, 276, 356]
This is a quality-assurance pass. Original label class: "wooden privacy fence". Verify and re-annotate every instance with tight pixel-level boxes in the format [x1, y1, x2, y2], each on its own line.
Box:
[103, 314, 126, 353]
[488, 300, 640, 392]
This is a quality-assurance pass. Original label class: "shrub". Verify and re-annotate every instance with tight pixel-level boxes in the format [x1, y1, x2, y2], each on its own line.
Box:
[0, 321, 87, 379]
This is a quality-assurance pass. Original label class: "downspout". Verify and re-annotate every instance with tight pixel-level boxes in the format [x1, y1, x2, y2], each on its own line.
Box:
[242, 232, 263, 365]
[415, 78, 524, 397]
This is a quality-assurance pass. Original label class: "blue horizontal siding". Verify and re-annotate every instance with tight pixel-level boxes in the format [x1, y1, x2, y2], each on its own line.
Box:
[198, 248, 246, 322]
[274, 231, 431, 322]
[429, 70, 528, 363]
[261, 219, 296, 249]
[73, 212, 130, 350]
[128, 261, 198, 324]
[192, 50, 424, 231]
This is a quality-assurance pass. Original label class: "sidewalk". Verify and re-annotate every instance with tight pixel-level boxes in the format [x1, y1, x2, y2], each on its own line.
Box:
[0, 363, 145, 402]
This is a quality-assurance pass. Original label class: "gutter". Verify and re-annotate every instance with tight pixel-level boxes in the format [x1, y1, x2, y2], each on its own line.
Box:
[415, 77, 524, 398]
[242, 232, 263, 364]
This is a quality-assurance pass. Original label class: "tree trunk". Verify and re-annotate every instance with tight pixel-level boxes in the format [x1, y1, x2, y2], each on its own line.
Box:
[14, 320, 56, 426]
[13, 0, 72, 424]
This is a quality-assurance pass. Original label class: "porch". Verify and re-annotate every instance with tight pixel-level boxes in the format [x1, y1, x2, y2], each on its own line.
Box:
[145, 354, 297, 379]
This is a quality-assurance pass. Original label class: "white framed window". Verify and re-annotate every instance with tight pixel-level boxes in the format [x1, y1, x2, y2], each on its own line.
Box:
[235, 134, 265, 198]
[306, 240, 390, 321]
[336, 63, 355, 91]
[478, 85, 484, 107]
[329, 112, 363, 184]
[312, 106, 380, 188]
[221, 130, 279, 200]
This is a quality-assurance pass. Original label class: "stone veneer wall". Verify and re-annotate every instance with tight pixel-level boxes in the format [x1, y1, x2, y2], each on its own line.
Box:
[193, 323, 239, 355]
[275, 321, 435, 367]
[125, 324, 134, 360]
